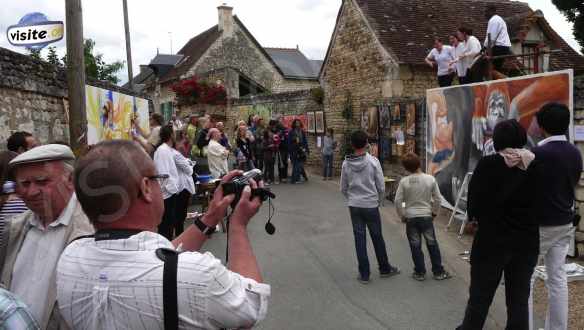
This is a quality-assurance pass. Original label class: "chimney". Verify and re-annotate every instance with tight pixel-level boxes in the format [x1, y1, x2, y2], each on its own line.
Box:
[218, 4, 234, 37]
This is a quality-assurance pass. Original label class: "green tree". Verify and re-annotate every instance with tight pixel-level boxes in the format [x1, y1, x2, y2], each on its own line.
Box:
[62, 38, 125, 84]
[46, 46, 61, 67]
[552, 0, 584, 53]
[28, 48, 42, 60]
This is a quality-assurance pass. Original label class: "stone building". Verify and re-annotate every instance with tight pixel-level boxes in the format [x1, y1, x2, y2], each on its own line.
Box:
[126, 5, 322, 120]
[320, 0, 584, 255]
[320, 0, 584, 166]
[0, 47, 146, 148]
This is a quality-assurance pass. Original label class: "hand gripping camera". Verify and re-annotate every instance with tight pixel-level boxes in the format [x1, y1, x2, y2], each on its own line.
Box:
[221, 169, 277, 234]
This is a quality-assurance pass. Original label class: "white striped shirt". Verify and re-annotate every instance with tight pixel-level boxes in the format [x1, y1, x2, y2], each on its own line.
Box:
[173, 150, 196, 194]
[0, 197, 28, 221]
[56, 231, 270, 329]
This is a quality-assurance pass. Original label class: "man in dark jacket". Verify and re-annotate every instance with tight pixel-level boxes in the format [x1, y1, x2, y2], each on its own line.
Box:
[530, 103, 582, 330]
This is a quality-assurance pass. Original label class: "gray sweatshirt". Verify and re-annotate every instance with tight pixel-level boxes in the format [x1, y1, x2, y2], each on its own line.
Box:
[394, 173, 442, 219]
[340, 153, 385, 208]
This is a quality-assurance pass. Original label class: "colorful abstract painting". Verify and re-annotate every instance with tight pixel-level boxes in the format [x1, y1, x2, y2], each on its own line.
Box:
[426, 70, 573, 206]
[86, 85, 150, 145]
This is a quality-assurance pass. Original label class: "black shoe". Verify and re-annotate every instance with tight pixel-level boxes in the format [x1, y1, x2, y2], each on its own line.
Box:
[433, 271, 452, 281]
[380, 266, 401, 278]
[357, 275, 370, 284]
[412, 272, 426, 281]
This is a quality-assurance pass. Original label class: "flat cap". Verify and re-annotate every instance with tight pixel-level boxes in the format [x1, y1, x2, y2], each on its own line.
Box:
[9, 144, 75, 167]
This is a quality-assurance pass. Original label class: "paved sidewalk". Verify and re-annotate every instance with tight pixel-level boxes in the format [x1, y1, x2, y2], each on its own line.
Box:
[199, 178, 509, 329]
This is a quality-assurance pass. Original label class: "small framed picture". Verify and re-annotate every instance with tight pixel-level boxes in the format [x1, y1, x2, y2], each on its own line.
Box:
[307, 112, 316, 134]
[315, 111, 325, 134]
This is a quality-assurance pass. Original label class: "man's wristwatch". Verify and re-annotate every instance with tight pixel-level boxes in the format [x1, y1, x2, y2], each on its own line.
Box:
[193, 214, 216, 237]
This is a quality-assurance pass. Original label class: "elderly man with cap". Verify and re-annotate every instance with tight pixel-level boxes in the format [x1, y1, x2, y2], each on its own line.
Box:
[56, 140, 270, 329]
[0, 144, 94, 329]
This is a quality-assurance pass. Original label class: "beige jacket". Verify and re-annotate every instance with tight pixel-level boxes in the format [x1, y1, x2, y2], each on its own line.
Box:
[0, 197, 94, 330]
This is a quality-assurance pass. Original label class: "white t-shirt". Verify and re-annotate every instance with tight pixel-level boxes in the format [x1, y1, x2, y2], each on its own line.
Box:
[453, 42, 466, 77]
[461, 35, 482, 73]
[484, 15, 511, 47]
[153, 143, 180, 199]
[427, 46, 455, 76]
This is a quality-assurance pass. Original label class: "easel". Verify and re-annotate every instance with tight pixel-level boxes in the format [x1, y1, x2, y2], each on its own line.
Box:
[446, 172, 472, 237]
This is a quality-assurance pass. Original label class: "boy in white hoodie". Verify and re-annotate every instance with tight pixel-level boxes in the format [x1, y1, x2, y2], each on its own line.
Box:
[395, 152, 451, 281]
[341, 130, 400, 284]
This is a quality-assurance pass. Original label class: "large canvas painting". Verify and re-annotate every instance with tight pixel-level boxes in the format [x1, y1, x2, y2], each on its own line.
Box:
[86, 85, 150, 145]
[426, 70, 573, 206]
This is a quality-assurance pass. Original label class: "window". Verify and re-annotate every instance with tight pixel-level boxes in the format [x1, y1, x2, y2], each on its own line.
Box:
[521, 44, 544, 74]
[160, 102, 173, 123]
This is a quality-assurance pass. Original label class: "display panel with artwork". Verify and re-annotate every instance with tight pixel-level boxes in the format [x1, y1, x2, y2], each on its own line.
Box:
[315, 111, 325, 134]
[307, 112, 316, 134]
[86, 85, 150, 145]
[426, 70, 573, 206]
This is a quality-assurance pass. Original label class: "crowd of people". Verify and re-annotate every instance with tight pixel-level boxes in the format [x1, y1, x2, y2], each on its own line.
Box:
[340, 103, 579, 330]
[0, 101, 578, 329]
[426, 4, 511, 87]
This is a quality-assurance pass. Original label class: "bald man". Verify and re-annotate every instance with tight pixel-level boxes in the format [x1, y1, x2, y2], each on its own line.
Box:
[57, 140, 270, 329]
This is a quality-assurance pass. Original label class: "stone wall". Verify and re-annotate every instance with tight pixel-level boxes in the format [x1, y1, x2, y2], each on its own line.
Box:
[189, 25, 287, 96]
[0, 47, 150, 148]
[574, 75, 584, 257]
[321, 0, 399, 172]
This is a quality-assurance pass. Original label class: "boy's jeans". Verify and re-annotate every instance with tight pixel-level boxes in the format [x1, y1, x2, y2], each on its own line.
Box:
[349, 207, 392, 279]
[405, 217, 444, 275]
[323, 154, 333, 177]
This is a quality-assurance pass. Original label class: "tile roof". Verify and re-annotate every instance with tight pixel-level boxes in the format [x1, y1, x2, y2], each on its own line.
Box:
[160, 25, 222, 83]
[149, 54, 184, 66]
[122, 66, 154, 90]
[264, 48, 321, 79]
[353, 0, 532, 65]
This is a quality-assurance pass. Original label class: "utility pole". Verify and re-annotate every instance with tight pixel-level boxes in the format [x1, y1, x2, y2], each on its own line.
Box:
[123, 0, 134, 90]
[65, 0, 87, 155]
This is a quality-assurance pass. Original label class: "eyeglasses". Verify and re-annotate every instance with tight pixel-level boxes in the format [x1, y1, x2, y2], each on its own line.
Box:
[147, 174, 169, 186]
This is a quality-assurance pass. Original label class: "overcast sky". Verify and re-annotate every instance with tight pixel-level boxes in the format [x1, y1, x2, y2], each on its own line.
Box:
[1, 0, 580, 85]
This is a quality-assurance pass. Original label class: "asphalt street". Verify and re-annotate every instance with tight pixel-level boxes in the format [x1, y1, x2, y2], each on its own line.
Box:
[200, 178, 511, 330]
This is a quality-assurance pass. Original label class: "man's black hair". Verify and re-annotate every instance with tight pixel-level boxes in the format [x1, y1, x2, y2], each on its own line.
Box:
[350, 130, 368, 150]
[6, 131, 32, 153]
[536, 102, 570, 136]
[493, 119, 527, 152]
[159, 125, 174, 144]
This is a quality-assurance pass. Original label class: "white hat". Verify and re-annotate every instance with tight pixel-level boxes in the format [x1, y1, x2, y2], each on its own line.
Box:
[9, 144, 75, 167]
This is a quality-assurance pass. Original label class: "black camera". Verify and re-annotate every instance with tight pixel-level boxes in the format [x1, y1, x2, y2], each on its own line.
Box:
[221, 169, 277, 235]
[221, 169, 275, 207]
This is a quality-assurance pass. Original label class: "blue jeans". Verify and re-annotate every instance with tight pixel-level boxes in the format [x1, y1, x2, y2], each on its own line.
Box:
[291, 153, 303, 183]
[323, 154, 333, 178]
[405, 217, 444, 275]
[349, 207, 392, 279]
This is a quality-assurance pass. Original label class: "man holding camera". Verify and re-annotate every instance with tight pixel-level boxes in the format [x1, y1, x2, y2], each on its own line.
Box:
[56, 140, 270, 329]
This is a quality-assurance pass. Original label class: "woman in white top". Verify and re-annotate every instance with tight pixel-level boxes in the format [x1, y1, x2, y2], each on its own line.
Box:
[153, 125, 180, 240]
[172, 133, 196, 237]
[449, 34, 466, 85]
[207, 128, 230, 179]
[425, 38, 456, 87]
[453, 26, 483, 84]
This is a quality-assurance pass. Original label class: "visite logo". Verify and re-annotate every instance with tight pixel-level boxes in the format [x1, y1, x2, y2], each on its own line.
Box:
[7, 12, 64, 49]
